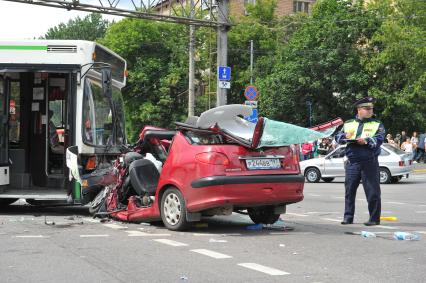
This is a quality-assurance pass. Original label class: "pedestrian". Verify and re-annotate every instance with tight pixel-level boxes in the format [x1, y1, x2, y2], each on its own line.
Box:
[401, 131, 407, 145]
[317, 138, 330, 156]
[385, 133, 393, 144]
[401, 137, 414, 159]
[301, 142, 313, 160]
[335, 97, 385, 226]
[414, 131, 426, 163]
[411, 131, 419, 161]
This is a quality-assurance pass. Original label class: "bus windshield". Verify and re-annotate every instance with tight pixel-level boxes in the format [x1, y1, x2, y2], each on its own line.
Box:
[82, 78, 125, 146]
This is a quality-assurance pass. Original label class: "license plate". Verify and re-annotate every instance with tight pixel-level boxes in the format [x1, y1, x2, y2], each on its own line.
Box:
[245, 158, 281, 170]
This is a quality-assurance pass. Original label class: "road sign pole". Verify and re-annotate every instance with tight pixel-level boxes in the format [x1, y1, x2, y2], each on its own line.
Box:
[216, 0, 229, 107]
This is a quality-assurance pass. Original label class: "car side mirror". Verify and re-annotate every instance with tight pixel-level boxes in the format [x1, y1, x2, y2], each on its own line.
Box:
[101, 68, 112, 99]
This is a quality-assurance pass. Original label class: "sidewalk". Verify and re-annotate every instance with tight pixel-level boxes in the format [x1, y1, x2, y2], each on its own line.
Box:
[413, 162, 426, 173]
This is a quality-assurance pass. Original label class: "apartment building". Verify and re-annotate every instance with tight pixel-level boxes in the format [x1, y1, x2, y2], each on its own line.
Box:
[154, 0, 317, 19]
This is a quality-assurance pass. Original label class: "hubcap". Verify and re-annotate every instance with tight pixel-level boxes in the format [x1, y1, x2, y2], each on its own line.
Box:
[307, 170, 318, 182]
[380, 171, 388, 183]
[163, 193, 181, 226]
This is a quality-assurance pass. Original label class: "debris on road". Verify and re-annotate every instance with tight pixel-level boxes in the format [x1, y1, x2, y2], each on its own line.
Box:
[393, 232, 420, 241]
[380, 216, 398, 221]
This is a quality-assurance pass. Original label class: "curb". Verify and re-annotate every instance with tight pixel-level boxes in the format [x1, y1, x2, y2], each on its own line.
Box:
[413, 169, 426, 173]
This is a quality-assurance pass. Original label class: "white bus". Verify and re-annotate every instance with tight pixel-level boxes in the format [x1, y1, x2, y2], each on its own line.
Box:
[0, 40, 127, 206]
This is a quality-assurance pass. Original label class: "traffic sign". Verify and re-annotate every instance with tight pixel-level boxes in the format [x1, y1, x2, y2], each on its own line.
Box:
[244, 86, 258, 101]
[244, 100, 258, 108]
[245, 108, 258, 123]
[218, 66, 231, 81]
[218, 81, 231, 89]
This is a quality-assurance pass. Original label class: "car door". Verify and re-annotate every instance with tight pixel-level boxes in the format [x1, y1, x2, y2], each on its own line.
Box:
[323, 146, 346, 177]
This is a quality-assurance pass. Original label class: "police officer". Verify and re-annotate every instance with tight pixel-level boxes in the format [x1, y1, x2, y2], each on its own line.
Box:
[335, 97, 385, 226]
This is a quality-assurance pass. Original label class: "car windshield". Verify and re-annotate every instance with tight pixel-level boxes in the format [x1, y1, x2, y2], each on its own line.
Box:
[383, 143, 405, 155]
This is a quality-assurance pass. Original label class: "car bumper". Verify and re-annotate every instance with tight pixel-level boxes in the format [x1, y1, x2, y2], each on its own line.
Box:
[389, 166, 413, 176]
[187, 174, 305, 212]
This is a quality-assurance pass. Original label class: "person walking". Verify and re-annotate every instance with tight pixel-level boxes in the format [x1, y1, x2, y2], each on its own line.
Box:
[335, 97, 385, 226]
[401, 137, 414, 159]
[414, 132, 426, 163]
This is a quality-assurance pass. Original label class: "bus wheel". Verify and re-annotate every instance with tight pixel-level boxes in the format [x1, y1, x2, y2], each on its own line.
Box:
[0, 198, 18, 206]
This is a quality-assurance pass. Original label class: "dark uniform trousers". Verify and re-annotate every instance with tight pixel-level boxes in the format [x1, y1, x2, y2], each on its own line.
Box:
[344, 157, 381, 222]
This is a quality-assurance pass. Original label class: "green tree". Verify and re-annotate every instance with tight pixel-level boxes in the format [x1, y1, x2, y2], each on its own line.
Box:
[258, 0, 381, 126]
[365, 0, 426, 133]
[43, 13, 109, 41]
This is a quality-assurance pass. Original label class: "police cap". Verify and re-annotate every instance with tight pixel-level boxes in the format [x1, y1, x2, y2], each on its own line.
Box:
[354, 96, 376, 108]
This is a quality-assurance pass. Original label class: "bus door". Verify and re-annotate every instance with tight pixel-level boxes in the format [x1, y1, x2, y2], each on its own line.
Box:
[0, 75, 10, 187]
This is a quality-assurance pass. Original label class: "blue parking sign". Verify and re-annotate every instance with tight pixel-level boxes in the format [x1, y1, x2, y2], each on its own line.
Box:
[218, 66, 231, 81]
[245, 108, 258, 123]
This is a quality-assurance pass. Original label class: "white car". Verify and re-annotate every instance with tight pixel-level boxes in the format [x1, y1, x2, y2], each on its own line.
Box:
[300, 144, 413, 184]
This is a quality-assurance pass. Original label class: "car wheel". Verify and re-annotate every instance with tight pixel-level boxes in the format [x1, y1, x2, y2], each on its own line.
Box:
[321, 178, 335, 183]
[248, 206, 281, 224]
[379, 167, 391, 184]
[161, 187, 189, 231]
[305, 167, 321, 183]
[0, 198, 18, 206]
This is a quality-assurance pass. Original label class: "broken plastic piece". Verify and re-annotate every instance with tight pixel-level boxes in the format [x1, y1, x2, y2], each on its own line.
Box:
[393, 232, 419, 241]
[380, 216, 398, 221]
[246, 223, 263, 230]
[361, 231, 376, 238]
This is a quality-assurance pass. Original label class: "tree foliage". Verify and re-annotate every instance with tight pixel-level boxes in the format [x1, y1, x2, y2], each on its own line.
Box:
[43, 13, 109, 41]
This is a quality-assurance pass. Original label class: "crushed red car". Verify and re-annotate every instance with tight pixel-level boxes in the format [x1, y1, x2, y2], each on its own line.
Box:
[81, 105, 341, 231]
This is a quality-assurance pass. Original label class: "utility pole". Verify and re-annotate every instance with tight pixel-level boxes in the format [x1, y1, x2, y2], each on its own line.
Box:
[216, 0, 229, 106]
[188, 0, 195, 116]
[250, 40, 254, 85]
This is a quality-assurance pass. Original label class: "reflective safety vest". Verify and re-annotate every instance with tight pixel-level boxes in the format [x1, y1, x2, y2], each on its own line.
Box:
[343, 120, 380, 139]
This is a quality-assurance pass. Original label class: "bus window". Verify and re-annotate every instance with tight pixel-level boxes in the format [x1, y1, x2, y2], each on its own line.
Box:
[9, 81, 20, 146]
[112, 88, 125, 145]
[83, 78, 114, 146]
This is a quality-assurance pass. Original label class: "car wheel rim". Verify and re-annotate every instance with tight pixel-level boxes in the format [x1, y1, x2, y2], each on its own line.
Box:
[164, 193, 181, 226]
[380, 171, 388, 183]
[307, 170, 317, 182]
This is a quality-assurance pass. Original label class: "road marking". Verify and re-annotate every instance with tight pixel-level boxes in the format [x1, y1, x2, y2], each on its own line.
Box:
[415, 231, 426, 235]
[333, 196, 344, 199]
[385, 201, 406, 205]
[307, 194, 321, 197]
[153, 239, 188, 247]
[286, 213, 308, 217]
[80, 234, 110, 238]
[103, 223, 128, 230]
[238, 263, 290, 276]
[321, 218, 341, 222]
[125, 231, 171, 237]
[191, 249, 232, 259]
[193, 233, 218, 237]
[376, 225, 397, 230]
[306, 211, 339, 214]
[415, 211, 426, 213]
[269, 232, 315, 235]
[15, 235, 48, 238]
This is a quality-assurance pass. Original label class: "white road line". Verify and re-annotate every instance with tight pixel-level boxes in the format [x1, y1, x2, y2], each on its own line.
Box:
[238, 263, 290, 276]
[306, 211, 339, 214]
[15, 235, 48, 238]
[333, 196, 345, 199]
[385, 201, 406, 205]
[375, 225, 398, 230]
[153, 239, 188, 247]
[286, 213, 308, 217]
[103, 223, 128, 230]
[415, 231, 426, 235]
[415, 211, 426, 213]
[80, 234, 110, 238]
[125, 231, 171, 237]
[193, 233, 218, 237]
[191, 249, 232, 259]
[321, 218, 342, 222]
[307, 194, 321, 197]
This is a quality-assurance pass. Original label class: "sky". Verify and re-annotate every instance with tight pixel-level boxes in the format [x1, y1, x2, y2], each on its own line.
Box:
[0, 1, 123, 40]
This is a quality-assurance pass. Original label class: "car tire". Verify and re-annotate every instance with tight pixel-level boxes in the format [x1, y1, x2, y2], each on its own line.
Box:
[248, 206, 281, 224]
[161, 187, 189, 231]
[379, 167, 391, 184]
[321, 178, 335, 183]
[305, 167, 321, 183]
[0, 198, 18, 206]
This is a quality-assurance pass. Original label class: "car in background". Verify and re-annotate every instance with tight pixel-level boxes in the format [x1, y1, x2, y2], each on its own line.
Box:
[300, 143, 413, 184]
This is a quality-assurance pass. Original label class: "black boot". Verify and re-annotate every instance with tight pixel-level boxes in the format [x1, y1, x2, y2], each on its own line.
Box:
[341, 218, 353, 225]
[364, 220, 380, 226]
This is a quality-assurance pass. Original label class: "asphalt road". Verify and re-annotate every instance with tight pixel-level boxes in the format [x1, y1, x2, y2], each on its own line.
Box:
[1, 173, 425, 283]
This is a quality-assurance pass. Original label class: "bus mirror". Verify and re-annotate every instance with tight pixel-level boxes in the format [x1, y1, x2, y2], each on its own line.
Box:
[101, 68, 112, 98]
